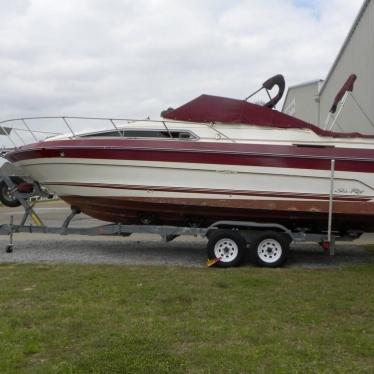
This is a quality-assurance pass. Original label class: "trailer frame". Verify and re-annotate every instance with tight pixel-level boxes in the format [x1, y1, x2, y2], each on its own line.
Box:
[0, 162, 363, 267]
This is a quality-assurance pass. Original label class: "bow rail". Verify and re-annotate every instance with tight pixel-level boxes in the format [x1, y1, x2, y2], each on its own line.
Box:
[0, 115, 236, 153]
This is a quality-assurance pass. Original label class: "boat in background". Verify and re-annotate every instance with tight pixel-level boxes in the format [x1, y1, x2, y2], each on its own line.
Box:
[3, 74, 374, 234]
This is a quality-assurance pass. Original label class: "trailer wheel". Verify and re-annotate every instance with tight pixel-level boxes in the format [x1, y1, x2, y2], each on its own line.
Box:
[251, 231, 290, 268]
[0, 178, 23, 208]
[207, 230, 246, 268]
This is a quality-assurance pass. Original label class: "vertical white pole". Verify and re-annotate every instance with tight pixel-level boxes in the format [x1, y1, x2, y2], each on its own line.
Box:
[328, 159, 335, 255]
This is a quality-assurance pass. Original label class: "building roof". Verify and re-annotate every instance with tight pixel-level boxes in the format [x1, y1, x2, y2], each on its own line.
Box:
[286, 79, 323, 91]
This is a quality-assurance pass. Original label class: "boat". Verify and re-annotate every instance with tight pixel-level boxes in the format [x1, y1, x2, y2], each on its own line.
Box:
[3, 74, 374, 234]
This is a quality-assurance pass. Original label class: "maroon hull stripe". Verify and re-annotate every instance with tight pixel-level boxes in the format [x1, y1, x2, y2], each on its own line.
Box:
[6, 138, 374, 173]
[44, 181, 371, 202]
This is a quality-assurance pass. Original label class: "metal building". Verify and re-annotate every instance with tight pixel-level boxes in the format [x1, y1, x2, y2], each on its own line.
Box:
[282, 80, 323, 125]
[282, 0, 374, 134]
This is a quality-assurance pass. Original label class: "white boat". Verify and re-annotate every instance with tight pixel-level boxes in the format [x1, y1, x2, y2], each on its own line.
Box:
[3, 75, 374, 234]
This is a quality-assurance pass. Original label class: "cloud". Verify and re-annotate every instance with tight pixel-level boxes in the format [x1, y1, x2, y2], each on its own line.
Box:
[0, 0, 364, 121]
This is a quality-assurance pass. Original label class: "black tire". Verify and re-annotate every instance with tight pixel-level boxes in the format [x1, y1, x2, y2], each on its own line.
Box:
[250, 231, 290, 268]
[207, 229, 247, 268]
[0, 178, 23, 208]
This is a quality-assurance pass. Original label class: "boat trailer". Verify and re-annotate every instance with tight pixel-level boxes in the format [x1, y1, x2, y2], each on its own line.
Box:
[0, 162, 362, 268]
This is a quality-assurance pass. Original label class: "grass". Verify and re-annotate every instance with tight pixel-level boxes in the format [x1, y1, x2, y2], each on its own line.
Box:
[364, 244, 374, 255]
[0, 263, 373, 373]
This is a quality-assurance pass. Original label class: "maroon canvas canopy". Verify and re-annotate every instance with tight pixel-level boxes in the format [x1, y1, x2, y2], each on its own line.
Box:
[162, 94, 374, 139]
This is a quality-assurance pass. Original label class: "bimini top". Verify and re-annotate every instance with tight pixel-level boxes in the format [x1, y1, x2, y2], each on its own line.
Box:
[162, 94, 374, 139]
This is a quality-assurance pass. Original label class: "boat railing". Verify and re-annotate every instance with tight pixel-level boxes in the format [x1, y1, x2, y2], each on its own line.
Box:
[0, 115, 236, 152]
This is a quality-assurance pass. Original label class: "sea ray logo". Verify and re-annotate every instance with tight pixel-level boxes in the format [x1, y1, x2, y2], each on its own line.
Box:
[334, 187, 364, 195]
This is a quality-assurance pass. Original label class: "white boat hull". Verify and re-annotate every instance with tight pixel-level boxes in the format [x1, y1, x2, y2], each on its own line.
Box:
[14, 156, 374, 232]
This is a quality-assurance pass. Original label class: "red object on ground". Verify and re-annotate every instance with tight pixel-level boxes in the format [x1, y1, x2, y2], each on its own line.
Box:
[321, 241, 330, 251]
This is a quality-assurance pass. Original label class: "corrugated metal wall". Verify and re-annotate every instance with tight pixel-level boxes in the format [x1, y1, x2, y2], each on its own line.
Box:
[318, 0, 374, 133]
[283, 82, 321, 124]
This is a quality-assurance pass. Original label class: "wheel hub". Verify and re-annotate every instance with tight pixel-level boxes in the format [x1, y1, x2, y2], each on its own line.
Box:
[214, 238, 239, 263]
[257, 239, 282, 263]
[3, 186, 15, 201]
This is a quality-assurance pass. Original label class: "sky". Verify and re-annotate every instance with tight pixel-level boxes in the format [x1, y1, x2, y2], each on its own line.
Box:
[0, 0, 365, 122]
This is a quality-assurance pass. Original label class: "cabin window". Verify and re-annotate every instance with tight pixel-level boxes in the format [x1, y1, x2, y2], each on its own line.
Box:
[81, 129, 197, 139]
[81, 131, 120, 138]
[122, 130, 196, 139]
[293, 144, 335, 149]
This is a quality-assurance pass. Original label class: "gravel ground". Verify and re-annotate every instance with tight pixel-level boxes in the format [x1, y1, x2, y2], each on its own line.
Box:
[0, 234, 206, 267]
[0, 201, 373, 268]
[0, 234, 373, 268]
